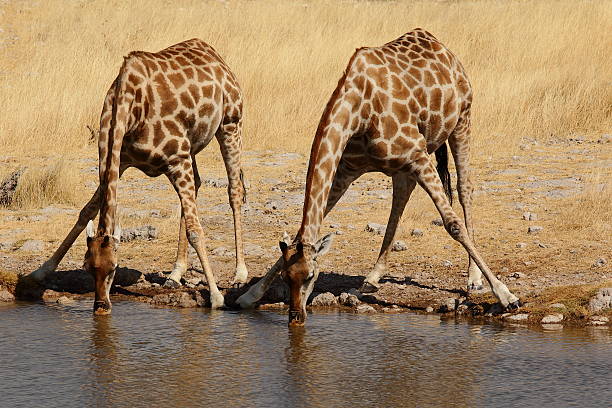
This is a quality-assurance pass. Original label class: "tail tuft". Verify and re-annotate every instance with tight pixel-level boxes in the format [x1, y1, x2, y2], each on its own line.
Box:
[435, 143, 453, 206]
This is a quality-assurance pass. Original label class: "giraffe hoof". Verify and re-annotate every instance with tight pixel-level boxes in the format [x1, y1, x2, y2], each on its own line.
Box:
[467, 283, 484, 292]
[163, 278, 181, 289]
[506, 299, 522, 311]
[359, 282, 379, 294]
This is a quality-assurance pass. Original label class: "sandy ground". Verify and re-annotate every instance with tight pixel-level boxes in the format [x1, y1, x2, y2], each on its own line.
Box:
[1, 136, 611, 325]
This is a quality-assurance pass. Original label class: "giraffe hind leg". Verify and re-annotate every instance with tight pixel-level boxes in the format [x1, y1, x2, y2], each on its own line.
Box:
[448, 111, 483, 292]
[361, 174, 416, 293]
[410, 149, 520, 310]
[216, 121, 248, 288]
[167, 159, 224, 308]
[166, 157, 202, 287]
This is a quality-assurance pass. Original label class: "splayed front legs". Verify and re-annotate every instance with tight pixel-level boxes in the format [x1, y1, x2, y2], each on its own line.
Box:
[29, 186, 102, 281]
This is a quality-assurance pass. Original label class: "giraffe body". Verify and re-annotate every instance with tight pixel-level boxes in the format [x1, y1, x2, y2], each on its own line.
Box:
[237, 29, 520, 324]
[31, 39, 248, 313]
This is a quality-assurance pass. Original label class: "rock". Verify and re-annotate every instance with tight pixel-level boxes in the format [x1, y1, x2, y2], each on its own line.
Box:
[510, 272, 524, 279]
[431, 218, 444, 226]
[42, 289, 63, 301]
[365, 222, 386, 235]
[114, 268, 143, 286]
[0, 169, 23, 206]
[0, 239, 16, 250]
[244, 244, 264, 257]
[258, 302, 286, 310]
[120, 225, 158, 242]
[410, 228, 423, 237]
[185, 277, 201, 286]
[151, 292, 197, 308]
[485, 303, 505, 316]
[347, 288, 363, 299]
[527, 226, 544, 234]
[356, 304, 376, 313]
[338, 292, 360, 307]
[211, 246, 232, 257]
[541, 313, 563, 324]
[588, 287, 612, 312]
[522, 212, 538, 221]
[391, 240, 408, 252]
[442, 260, 453, 267]
[0, 287, 15, 302]
[203, 178, 228, 188]
[504, 313, 529, 322]
[19, 240, 44, 252]
[265, 201, 282, 210]
[588, 316, 609, 325]
[597, 134, 611, 144]
[311, 292, 337, 307]
[550, 303, 566, 309]
[56, 296, 75, 305]
[537, 242, 548, 248]
[516, 242, 527, 248]
[593, 258, 607, 267]
[425, 306, 434, 313]
[440, 297, 457, 312]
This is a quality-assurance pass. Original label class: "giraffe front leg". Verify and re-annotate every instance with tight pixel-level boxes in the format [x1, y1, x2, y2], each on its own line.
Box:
[411, 152, 520, 310]
[29, 186, 102, 282]
[217, 123, 248, 288]
[361, 175, 416, 293]
[449, 112, 483, 292]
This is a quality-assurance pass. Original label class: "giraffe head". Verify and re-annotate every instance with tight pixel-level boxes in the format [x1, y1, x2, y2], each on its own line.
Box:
[279, 232, 333, 326]
[84, 220, 121, 315]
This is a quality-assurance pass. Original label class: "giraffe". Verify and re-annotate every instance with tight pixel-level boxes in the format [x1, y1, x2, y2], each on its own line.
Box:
[237, 29, 520, 325]
[28, 39, 248, 314]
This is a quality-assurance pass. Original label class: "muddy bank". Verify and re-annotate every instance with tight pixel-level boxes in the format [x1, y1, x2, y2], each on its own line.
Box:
[2, 266, 610, 328]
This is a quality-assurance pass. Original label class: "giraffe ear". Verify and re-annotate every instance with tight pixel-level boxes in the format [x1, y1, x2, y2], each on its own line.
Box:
[86, 220, 95, 239]
[281, 231, 291, 244]
[112, 222, 122, 245]
[313, 233, 333, 259]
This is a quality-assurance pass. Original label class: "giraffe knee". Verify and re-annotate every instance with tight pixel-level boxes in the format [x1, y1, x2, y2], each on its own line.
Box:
[445, 220, 466, 241]
[187, 230, 200, 246]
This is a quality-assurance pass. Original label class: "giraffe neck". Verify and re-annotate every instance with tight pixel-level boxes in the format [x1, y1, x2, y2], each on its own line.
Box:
[297, 74, 360, 244]
[97, 58, 134, 236]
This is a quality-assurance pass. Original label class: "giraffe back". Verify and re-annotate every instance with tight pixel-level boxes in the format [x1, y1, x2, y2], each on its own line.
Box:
[97, 39, 243, 178]
[320, 28, 472, 166]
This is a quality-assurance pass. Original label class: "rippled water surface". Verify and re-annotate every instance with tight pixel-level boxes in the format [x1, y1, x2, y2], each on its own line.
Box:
[1, 300, 610, 407]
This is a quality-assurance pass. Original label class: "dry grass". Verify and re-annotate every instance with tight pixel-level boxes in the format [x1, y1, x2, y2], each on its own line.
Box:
[0, 0, 610, 158]
[554, 171, 612, 239]
[0, 160, 80, 209]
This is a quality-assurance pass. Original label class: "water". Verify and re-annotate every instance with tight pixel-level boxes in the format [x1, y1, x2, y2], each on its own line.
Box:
[1, 300, 610, 408]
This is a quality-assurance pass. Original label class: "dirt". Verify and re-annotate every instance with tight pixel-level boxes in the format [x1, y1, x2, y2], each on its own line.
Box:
[1, 137, 611, 326]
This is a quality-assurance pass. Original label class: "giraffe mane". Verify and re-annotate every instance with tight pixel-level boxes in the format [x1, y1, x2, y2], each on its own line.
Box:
[299, 47, 366, 238]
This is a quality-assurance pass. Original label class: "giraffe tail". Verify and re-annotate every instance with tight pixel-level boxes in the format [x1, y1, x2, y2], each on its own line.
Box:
[435, 143, 453, 206]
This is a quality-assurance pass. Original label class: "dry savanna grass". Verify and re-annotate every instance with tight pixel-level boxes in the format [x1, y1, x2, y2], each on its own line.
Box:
[0, 160, 80, 209]
[0, 0, 610, 158]
[554, 171, 612, 239]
